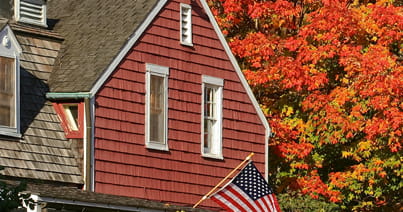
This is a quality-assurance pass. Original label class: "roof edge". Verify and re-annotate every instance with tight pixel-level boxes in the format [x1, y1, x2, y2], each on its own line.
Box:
[89, 0, 168, 96]
[36, 195, 173, 212]
[86, 0, 271, 176]
[10, 23, 64, 40]
[198, 0, 271, 178]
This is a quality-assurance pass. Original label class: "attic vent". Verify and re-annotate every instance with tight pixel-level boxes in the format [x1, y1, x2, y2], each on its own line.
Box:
[180, 3, 192, 46]
[15, 0, 47, 27]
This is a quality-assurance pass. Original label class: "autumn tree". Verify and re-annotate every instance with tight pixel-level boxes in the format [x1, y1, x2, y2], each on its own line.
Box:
[208, 0, 402, 210]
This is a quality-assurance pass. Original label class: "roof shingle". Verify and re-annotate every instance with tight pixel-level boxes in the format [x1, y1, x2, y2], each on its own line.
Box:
[47, 0, 160, 92]
[0, 29, 82, 184]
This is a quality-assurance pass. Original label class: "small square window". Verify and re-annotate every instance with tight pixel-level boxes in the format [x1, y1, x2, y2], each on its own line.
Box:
[53, 102, 84, 138]
[201, 76, 223, 159]
[63, 104, 79, 131]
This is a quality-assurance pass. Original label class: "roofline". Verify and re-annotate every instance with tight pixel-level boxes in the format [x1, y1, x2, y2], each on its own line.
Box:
[89, 0, 168, 95]
[88, 0, 271, 176]
[10, 23, 64, 41]
[198, 0, 271, 177]
[29, 194, 168, 212]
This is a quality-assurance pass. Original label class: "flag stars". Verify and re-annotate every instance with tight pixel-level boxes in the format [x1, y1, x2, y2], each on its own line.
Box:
[233, 162, 273, 200]
[211, 161, 281, 212]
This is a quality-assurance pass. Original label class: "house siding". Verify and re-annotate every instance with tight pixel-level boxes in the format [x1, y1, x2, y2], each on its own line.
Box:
[0, 26, 83, 184]
[94, 0, 266, 209]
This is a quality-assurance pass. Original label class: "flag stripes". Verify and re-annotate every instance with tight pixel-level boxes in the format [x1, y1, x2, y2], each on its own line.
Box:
[210, 161, 281, 212]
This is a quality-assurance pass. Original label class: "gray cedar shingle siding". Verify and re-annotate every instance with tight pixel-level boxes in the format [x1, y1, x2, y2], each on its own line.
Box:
[0, 0, 162, 186]
[0, 25, 82, 184]
[1, 0, 161, 186]
[47, 0, 160, 92]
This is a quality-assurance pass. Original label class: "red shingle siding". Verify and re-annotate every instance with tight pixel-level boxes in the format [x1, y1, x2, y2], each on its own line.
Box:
[94, 0, 267, 209]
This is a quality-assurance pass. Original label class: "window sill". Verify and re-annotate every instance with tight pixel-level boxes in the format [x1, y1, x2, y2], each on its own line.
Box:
[0, 128, 22, 138]
[146, 142, 169, 151]
[202, 153, 223, 160]
[180, 41, 193, 47]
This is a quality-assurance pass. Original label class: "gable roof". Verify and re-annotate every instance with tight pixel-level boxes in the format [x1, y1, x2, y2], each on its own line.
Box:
[86, 0, 271, 175]
[46, 0, 271, 175]
[47, 0, 160, 92]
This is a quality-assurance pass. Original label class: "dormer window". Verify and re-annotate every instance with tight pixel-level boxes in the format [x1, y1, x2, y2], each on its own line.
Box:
[0, 25, 21, 137]
[53, 102, 84, 138]
[14, 0, 47, 27]
[180, 3, 192, 46]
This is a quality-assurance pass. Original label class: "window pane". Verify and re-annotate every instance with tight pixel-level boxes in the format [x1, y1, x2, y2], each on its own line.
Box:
[203, 119, 210, 151]
[0, 57, 15, 127]
[204, 119, 217, 154]
[150, 75, 165, 144]
[63, 105, 79, 131]
[205, 87, 217, 119]
[203, 84, 220, 155]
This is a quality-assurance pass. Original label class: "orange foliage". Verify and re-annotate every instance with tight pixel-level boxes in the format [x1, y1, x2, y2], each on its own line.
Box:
[209, 0, 402, 210]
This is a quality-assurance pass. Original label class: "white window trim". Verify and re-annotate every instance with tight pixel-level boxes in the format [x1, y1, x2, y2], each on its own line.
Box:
[201, 75, 223, 159]
[14, 0, 48, 28]
[145, 63, 169, 151]
[0, 26, 21, 138]
[180, 3, 193, 46]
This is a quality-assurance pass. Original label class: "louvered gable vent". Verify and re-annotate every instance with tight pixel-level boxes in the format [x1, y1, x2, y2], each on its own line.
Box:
[180, 3, 192, 46]
[15, 0, 47, 27]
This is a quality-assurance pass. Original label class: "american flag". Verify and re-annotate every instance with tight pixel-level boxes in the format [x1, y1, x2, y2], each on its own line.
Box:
[210, 161, 281, 212]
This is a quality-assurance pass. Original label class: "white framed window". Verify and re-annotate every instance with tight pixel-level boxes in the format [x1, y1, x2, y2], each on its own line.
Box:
[0, 25, 21, 137]
[14, 0, 47, 27]
[201, 75, 223, 159]
[145, 63, 169, 151]
[180, 3, 192, 46]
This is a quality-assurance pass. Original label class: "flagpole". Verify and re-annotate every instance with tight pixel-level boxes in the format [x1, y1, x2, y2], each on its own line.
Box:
[192, 152, 254, 208]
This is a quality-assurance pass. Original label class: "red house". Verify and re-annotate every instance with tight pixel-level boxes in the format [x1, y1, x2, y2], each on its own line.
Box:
[0, 0, 270, 210]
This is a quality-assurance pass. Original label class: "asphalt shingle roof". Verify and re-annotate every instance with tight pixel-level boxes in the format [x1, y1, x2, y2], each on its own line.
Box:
[22, 183, 212, 212]
[47, 0, 160, 92]
[0, 0, 162, 191]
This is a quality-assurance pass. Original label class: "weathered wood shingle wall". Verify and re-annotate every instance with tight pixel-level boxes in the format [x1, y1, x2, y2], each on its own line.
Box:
[0, 27, 83, 184]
